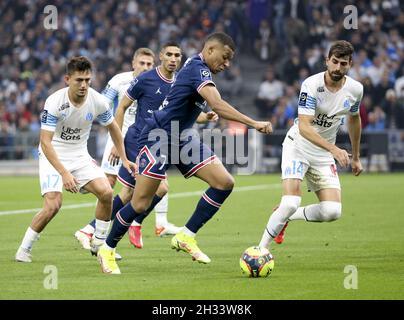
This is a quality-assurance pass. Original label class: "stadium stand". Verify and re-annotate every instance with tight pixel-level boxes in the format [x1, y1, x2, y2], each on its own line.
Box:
[0, 0, 403, 171]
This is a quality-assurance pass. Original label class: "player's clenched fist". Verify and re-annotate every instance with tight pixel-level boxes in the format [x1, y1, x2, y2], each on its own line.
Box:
[254, 121, 273, 134]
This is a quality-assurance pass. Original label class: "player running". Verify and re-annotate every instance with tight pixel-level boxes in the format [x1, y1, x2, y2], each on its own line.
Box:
[97, 32, 272, 274]
[258, 40, 363, 249]
[15, 56, 135, 263]
[73, 48, 169, 251]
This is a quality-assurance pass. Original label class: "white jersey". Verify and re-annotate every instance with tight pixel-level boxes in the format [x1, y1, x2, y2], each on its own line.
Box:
[40, 87, 113, 155]
[289, 72, 363, 157]
[102, 71, 137, 135]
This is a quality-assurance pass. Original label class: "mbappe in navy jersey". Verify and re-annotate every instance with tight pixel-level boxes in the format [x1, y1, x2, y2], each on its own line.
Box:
[135, 53, 217, 181]
[152, 53, 215, 136]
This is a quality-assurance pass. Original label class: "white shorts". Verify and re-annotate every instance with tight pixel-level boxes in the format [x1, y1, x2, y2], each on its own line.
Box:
[281, 136, 341, 192]
[101, 134, 122, 175]
[39, 149, 106, 196]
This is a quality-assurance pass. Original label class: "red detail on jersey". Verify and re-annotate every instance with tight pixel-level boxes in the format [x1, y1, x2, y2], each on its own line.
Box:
[330, 164, 338, 176]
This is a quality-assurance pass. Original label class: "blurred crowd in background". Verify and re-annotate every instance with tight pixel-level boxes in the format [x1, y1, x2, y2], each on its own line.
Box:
[0, 0, 403, 160]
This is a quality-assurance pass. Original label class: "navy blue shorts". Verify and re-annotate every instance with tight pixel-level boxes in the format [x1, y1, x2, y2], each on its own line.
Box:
[137, 138, 217, 181]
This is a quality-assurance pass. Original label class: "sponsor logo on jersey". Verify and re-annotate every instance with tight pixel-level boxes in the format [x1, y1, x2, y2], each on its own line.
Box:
[61, 126, 81, 140]
[155, 87, 162, 94]
[58, 102, 70, 111]
[343, 100, 350, 109]
[330, 164, 338, 176]
[317, 86, 325, 92]
[313, 113, 336, 128]
[41, 110, 48, 123]
[298, 92, 307, 106]
[86, 113, 93, 121]
[200, 69, 211, 81]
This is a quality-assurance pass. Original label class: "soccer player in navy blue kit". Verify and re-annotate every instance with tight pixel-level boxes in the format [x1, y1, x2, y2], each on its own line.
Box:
[97, 32, 272, 274]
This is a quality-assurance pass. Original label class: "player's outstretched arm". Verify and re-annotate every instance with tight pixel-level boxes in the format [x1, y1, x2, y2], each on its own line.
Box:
[347, 114, 363, 176]
[298, 114, 350, 167]
[199, 84, 272, 134]
[106, 120, 137, 175]
[40, 129, 79, 193]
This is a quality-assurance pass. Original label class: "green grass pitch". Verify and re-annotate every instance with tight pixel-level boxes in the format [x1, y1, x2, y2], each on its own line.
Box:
[0, 173, 403, 299]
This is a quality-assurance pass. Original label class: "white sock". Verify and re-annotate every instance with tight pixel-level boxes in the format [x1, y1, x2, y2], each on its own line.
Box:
[20, 227, 40, 251]
[130, 221, 141, 227]
[289, 202, 342, 222]
[182, 227, 196, 238]
[94, 219, 111, 240]
[259, 195, 301, 248]
[155, 194, 168, 227]
[81, 224, 95, 234]
[288, 206, 310, 221]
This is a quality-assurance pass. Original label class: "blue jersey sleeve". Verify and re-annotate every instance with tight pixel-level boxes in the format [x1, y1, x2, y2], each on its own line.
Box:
[125, 77, 143, 101]
[190, 63, 215, 93]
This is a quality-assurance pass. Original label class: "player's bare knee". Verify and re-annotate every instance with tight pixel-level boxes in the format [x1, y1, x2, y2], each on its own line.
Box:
[319, 201, 342, 222]
[43, 200, 61, 218]
[131, 195, 150, 213]
[98, 187, 113, 204]
[214, 174, 235, 190]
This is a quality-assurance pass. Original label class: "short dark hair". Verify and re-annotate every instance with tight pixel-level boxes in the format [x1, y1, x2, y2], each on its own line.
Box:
[160, 41, 181, 51]
[328, 40, 354, 61]
[66, 56, 92, 75]
[205, 32, 236, 52]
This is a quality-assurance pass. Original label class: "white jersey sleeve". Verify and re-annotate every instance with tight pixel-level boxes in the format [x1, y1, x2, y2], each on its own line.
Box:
[102, 75, 120, 110]
[41, 95, 62, 132]
[348, 82, 364, 115]
[94, 91, 114, 126]
[297, 77, 318, 116]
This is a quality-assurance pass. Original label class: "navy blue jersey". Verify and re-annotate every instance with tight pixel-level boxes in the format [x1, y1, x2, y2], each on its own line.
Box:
[152, 53, 215, 135]
[126, 67, 175, 136]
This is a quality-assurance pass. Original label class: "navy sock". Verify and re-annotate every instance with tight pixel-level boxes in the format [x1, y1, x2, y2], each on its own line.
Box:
[89, 195, 124, 229]
[185, 187, 233, 233]
[133, 195, 162, 224]
[106, 202, 142, 248]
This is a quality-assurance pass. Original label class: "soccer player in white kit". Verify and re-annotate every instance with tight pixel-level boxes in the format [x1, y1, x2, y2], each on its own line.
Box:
[259, 40, 364, 249]
[15, 56, 135, 262]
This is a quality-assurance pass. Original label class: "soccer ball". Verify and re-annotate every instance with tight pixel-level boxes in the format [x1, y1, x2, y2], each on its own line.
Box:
[240, 246, 274, 278]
